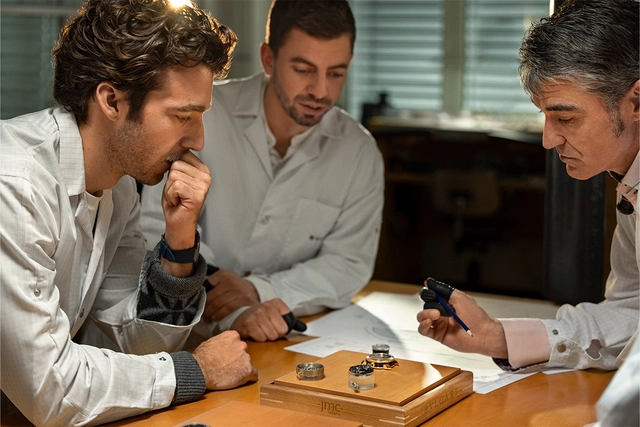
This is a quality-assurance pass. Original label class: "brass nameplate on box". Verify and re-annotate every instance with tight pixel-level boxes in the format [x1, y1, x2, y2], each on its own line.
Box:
[260, 350, 473, 427]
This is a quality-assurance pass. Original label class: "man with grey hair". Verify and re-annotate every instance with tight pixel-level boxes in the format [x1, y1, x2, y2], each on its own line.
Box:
[417, 0, 638, 425]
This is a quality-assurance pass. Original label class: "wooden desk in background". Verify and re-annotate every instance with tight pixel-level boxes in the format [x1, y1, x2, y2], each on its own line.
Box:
[1, 281, 614, 427]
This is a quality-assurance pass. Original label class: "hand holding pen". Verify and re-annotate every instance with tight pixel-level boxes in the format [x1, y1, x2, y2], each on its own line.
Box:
[420, 277, 473, 337]
[417, 277, 510, 359]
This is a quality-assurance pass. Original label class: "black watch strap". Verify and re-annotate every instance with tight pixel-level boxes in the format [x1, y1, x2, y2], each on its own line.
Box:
[160, 232, 200, 263]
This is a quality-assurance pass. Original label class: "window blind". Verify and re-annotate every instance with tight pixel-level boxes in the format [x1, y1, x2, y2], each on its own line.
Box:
[348, 0, 444, 120]
[348, 0, 549, 118]
[1, 0, 550, 121]
[463, 0, 549, 114]
[1, 2, 83, 120]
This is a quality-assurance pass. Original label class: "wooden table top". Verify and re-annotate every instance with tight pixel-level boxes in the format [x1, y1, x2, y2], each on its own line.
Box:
[2, 280, 614, 426]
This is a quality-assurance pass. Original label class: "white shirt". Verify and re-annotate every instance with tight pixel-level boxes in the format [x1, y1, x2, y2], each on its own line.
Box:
[0, 107, 203, 426]
[591, 331, 640, 427]
[140, 73, 385, 330]
[500, 151, 640, 371]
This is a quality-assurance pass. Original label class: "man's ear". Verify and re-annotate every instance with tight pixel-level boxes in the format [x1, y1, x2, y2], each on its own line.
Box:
[95, 81, 127, 122]
[259, 43, 274, 77]
[631, 80, 640, 121]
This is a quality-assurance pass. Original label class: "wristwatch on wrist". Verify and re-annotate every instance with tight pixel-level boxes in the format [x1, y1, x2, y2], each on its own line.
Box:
[159, 232, 200, 263]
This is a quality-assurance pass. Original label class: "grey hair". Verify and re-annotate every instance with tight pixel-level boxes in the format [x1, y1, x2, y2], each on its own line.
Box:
[519, 0, 639, 117]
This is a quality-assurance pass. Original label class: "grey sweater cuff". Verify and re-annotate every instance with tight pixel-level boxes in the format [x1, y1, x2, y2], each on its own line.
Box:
[170, 351, 206, 405]
[136, 243, 207, 325]
[147, 242, 207, 299]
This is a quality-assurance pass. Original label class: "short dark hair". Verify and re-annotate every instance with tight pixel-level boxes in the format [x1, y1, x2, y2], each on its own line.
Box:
[519, 0, 639, 114]
[265, 0, 355, 57]
[52, 0, 237, 124]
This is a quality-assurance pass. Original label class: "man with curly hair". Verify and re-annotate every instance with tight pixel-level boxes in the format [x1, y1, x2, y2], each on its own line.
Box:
[0, 0, 257, 425]
[140, 0, 385, 343]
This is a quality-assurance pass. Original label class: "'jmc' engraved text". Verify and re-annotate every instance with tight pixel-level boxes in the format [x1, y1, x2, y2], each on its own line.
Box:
[319, 401, 343, 415]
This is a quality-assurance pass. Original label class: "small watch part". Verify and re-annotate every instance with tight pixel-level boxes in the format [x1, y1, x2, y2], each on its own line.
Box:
[365, 352, 399, 370]
[296, 362, 325, 381]
[371, 343, 390, 354]
[348, 364, 374, 391]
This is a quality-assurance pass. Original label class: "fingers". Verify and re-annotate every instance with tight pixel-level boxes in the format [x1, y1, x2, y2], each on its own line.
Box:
[247, 365, 259, 384]
[177, 150, 210, 173]
[203, 270, 260, 321]
[163, 157, 211, 209]
[421, 289, 453, 317]
[162, 152, 211, 243]
[269, 298, 293, 316]
[416, 308, 441, 336]
[425, 277, 456, 299]
[232, 299, 290, 342]
[203, 287, 242, 321]
[417, 308, 461, 345]
[163, 153, 207, 204]
[192, 330, 258, 390]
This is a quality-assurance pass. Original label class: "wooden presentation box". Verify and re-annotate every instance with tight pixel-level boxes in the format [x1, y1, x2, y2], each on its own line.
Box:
[260, 350, 473, 427]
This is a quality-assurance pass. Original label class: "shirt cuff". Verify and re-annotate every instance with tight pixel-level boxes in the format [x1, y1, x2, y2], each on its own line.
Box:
[499, 318, 551, 369]
[246, 275, 278, 303]
[169, 351, 206, 405]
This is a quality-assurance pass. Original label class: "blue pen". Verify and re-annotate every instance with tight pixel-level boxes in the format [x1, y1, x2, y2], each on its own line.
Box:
[434, 292, 474, 337]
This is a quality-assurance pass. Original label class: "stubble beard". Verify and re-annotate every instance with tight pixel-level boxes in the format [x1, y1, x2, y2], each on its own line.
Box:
[271, 72, 332, 128]
[107, 119, 171, 187]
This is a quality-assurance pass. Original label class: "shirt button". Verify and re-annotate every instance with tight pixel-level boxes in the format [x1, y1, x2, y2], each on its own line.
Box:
[261, 216, 269, 225]
[552, 329, 559, 335]
[557, 344, 567, 353]
[34, 288, 41, 297]
[159, 357, 166, 361]
[79, 309, 85, 318]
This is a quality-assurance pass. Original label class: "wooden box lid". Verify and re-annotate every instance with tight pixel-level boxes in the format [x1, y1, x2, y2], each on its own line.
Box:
[273, 350, 461, 406]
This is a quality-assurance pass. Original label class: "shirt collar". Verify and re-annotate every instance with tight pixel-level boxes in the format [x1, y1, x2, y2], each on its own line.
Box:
[610, 150, 639, 212]
[53, 106, 86, 197]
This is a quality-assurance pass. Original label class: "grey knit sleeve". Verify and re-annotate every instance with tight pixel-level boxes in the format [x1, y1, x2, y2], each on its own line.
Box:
[136, 241, 207, 325]
[170, 351, 206, 405]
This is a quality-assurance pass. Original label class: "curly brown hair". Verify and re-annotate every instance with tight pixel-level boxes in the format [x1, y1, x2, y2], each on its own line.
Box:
[52, 0, 237, 124]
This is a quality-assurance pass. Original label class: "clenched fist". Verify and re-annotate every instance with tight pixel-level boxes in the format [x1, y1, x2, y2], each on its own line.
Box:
[192, 330, 258, 390]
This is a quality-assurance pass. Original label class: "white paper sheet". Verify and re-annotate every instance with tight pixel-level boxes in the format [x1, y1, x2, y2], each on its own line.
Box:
[286, 291, 545, 393]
